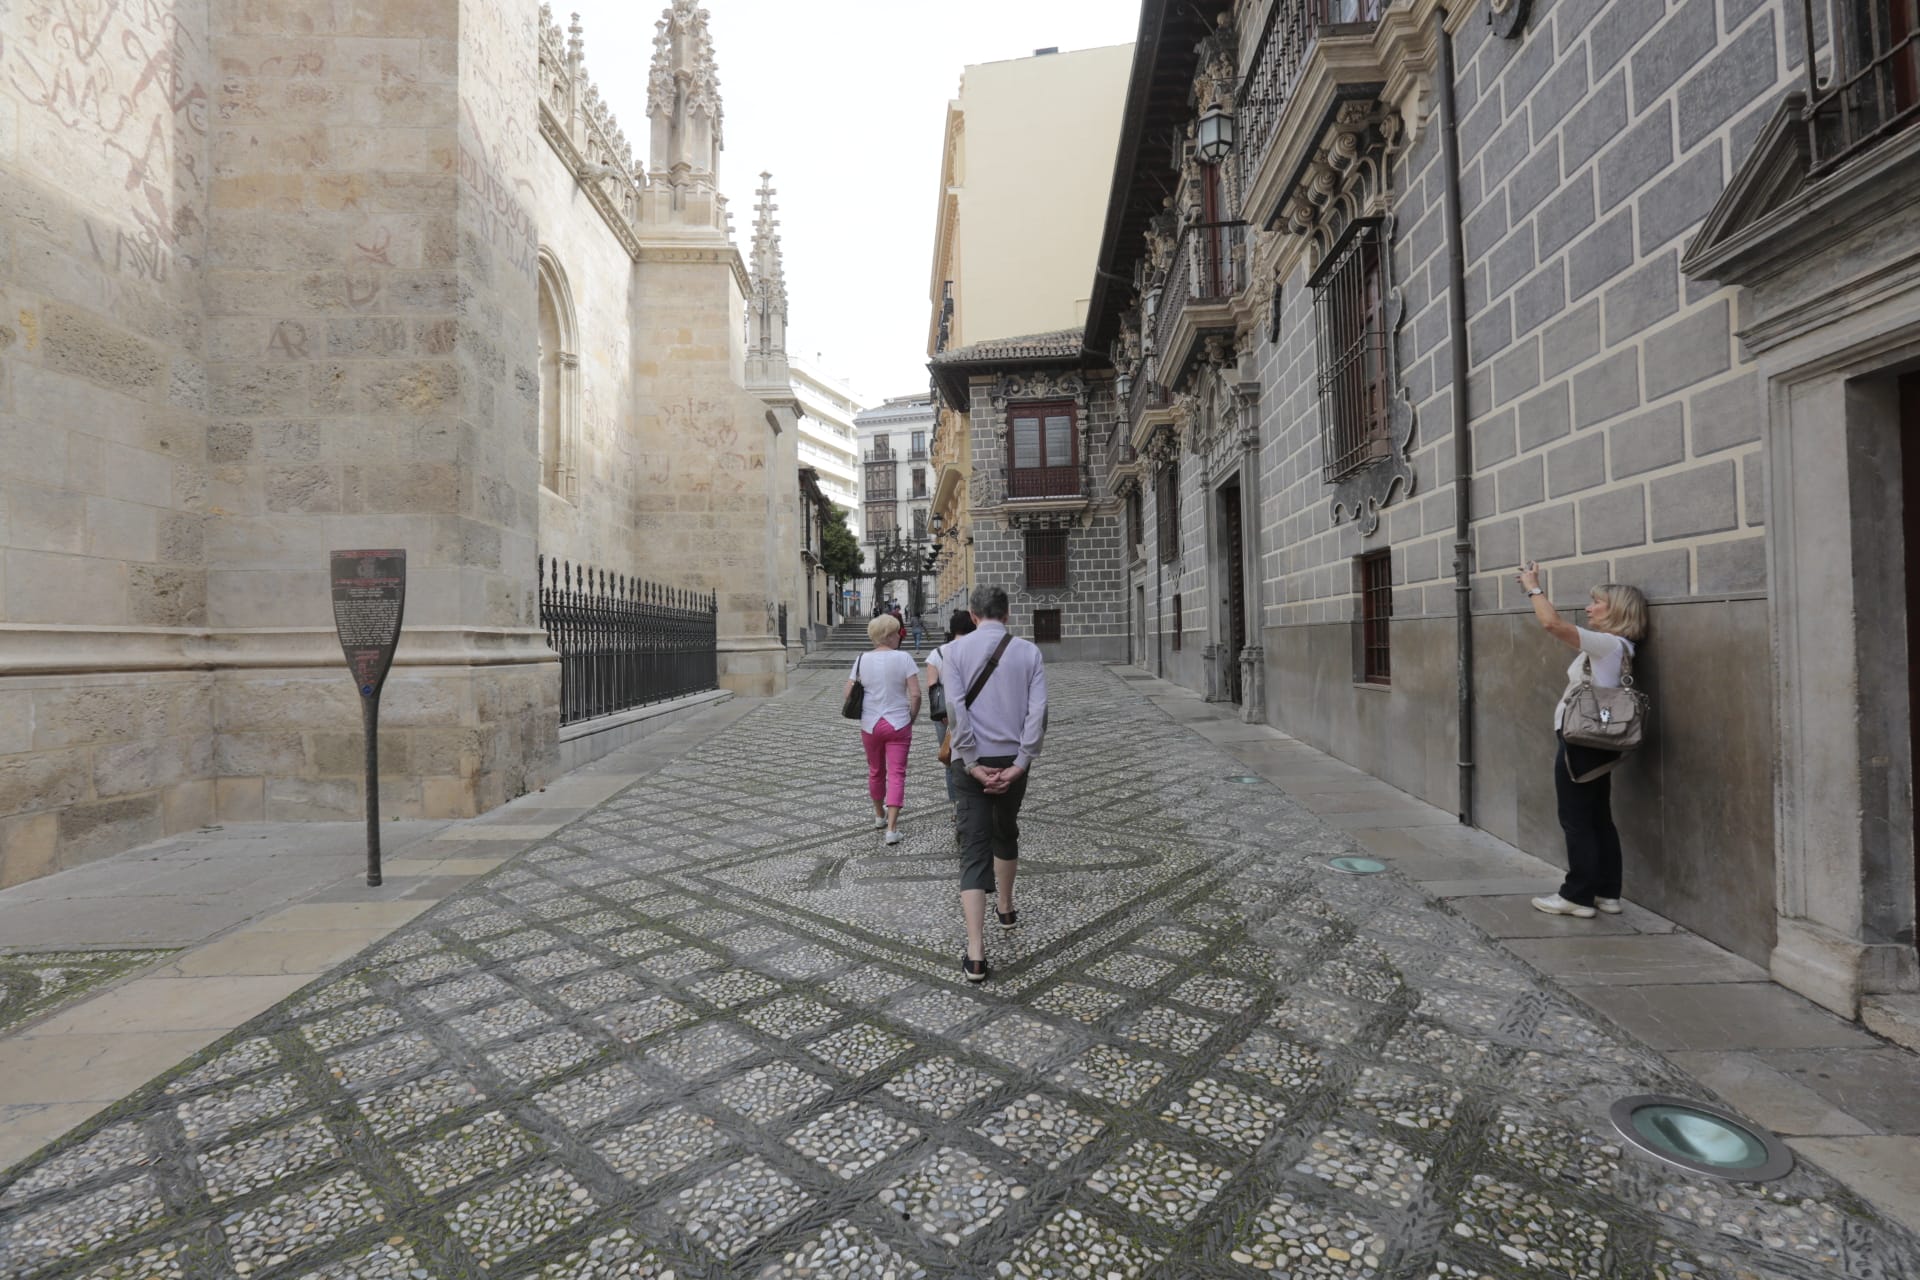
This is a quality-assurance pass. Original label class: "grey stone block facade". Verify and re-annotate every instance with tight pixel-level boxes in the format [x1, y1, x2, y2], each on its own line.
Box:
[1079, 0, 1863, 989]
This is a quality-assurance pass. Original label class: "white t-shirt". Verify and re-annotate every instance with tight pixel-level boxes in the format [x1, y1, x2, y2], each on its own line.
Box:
[850, 648, 919, 734]
[1555, 628, 1637, 731]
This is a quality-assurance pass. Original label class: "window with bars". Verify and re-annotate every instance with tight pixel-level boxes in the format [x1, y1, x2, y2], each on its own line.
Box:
[912, 467, 927, 498]
[1008, 402, 1080, 498]
[1156, 460, 1180, 563]
[912, 508, 927, 539]
[1171, 593, 1183, 651]
[1357, 550, 1392, 685]
[1128, 489, 1144, 549]
[1033, 608, 1063, 644]
[1311, 220, 1392, 483]
[1025, 529, 1068, 590]
[867, 465, 896, 499]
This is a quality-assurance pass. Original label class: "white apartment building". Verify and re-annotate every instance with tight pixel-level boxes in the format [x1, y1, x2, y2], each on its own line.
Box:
[789, 356, 866, 537]
[855, 394, 938, 612]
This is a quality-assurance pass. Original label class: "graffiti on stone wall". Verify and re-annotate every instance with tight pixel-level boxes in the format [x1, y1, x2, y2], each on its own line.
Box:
[457, 97, 538, 283]
[4, 0, 209, 276]
[454, 0, 539, 285]
[660, 394, 761, 495]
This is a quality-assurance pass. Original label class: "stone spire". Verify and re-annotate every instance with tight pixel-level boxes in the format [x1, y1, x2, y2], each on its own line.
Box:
[647, 0, 724, 183]
[749, 173, 788, 359]
[745, 173, 790, 391]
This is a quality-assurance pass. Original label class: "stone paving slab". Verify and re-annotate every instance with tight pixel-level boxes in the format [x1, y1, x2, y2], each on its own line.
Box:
[2, 664, 1916, 1279]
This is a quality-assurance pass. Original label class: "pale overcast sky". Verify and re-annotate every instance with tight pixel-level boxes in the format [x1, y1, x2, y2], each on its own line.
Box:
[568, 0, 1143, 406]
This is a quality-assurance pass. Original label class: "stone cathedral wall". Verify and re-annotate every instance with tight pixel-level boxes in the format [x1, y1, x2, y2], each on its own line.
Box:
[0, 0, 789, 886]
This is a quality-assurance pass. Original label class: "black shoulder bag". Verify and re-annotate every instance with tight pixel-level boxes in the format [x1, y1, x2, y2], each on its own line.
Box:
[841, 655, 865, 720]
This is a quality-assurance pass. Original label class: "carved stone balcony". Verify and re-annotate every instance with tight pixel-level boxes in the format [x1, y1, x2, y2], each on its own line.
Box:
[1155, 220, 1248, 387]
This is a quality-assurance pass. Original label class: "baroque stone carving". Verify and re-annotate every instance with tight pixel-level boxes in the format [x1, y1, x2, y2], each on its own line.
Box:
[1487, 0, 1531, 39]
[989, 370, 1088, 410]
[1280, 100, 1402, 249]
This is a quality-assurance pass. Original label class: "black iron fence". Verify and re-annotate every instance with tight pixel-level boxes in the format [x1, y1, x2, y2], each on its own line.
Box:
[538, 556, 718, 726]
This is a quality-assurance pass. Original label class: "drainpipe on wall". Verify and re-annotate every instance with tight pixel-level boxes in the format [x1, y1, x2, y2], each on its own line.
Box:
[1436, 10, 1476, 826]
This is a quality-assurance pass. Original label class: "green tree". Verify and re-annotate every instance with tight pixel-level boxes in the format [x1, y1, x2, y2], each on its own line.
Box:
[821, 505, 862, 582]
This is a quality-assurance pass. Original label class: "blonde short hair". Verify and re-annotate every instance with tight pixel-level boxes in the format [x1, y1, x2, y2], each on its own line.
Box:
[867, 613, 901, 645]
[1592, 583, 1649, 642]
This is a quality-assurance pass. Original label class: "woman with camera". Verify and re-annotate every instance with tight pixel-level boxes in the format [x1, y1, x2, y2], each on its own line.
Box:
[1516, 561, 1649, 920]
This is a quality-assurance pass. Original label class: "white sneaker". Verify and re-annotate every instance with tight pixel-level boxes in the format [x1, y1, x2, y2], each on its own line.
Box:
[1531, 894, 1596, 919]
[884, 830, 903, 846]
[1594, 897, 1623, 914]
[873, 816, 887, 829]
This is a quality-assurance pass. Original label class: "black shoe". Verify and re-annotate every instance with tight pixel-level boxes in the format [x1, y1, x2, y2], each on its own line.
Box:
[962, 953, 988, 982]
[997, 909, 1018, 930]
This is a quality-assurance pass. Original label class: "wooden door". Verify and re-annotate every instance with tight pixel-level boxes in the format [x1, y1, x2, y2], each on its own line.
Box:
[1903, 372, 1920, 956]
[1222, 484, 1247, 704]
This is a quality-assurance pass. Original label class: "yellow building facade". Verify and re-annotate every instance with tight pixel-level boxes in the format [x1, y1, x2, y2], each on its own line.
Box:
[926, 44, 1134, 616]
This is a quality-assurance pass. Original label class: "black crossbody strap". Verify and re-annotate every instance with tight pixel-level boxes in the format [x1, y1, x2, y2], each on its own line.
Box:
[962, 634, 1014, 709]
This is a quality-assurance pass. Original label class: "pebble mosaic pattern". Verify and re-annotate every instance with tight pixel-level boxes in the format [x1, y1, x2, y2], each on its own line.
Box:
[0, 950, 175, 1035]
[3, 665, 1917, 1280]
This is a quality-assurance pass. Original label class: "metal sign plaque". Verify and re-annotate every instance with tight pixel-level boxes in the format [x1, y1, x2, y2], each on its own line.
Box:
[330, 549, 406, 885]
[331, 550, 407, 697]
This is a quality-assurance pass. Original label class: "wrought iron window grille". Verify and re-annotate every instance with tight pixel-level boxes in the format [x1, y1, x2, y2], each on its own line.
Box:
[1025, 530, 1069, 590]
[1356, 550, 1392, 685]
[1311, 217, 1393, 484]
[1804, 0, 1920, 174]
[538, 557, 718, 726]
[1033, 608, 1063, 644]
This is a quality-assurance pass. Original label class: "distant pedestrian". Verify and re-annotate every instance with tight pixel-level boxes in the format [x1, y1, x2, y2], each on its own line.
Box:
[1516, 562, 1649, 920]
[923, 610, 978, 815]
[847, 612, 921, 846]
[940, 585, 1047, 982]
[907, 612, 924, 651]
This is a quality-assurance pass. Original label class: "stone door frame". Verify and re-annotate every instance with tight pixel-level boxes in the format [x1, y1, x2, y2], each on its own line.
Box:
[1764, 308, 1920, 1018]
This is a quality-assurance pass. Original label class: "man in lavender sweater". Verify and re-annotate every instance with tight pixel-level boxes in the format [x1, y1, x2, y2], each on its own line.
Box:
[940, 585, 1048, 982]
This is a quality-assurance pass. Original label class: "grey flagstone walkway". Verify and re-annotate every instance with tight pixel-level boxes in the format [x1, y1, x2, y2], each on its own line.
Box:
[1, 664, 1915, 1279]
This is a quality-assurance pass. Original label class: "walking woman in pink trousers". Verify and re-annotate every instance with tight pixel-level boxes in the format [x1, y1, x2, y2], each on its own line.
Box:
[846, 613, 921, 845]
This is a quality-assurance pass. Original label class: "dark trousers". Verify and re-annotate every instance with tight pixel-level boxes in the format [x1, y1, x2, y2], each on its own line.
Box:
[1555, 740, 1622, 906]
[954, 755, 1028, 895]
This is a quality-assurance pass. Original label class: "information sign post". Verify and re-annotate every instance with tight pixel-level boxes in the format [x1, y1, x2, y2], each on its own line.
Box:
[329, 550, 407, 886]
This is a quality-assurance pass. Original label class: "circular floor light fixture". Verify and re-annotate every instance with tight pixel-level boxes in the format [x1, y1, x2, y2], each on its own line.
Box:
[1228, 775, 1263, 784]
[1608, 1095, 1794, 1182]
[1326, 856, 1388, 875]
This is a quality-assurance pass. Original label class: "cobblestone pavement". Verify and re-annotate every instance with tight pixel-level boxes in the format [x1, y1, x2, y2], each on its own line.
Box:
[3, 665, 1917, 1279]
[0, 951, 179, 1036]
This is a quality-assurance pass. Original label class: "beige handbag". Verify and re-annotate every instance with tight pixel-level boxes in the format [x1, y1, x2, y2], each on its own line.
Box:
[1559, 648, 1648, 754]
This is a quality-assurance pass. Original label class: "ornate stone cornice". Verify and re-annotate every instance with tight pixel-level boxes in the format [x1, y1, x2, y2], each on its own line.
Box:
[635, 243, 752, 293]
[537, 6, 649, 261]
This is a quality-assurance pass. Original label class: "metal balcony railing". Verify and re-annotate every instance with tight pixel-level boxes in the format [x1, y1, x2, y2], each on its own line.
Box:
[1233, 0, 1385, 202]
[1804, 0, 1919, 175]
[1152, 220, 1249, 366]
[1128, 377, 1172, 439]
[866, 447, 894, 462]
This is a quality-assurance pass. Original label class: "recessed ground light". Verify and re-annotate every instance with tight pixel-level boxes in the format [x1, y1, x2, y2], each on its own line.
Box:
[1228, 775, 1262, 783]
[1608, 1095, 1794, 1181]
[1326, 856, 1388, 874]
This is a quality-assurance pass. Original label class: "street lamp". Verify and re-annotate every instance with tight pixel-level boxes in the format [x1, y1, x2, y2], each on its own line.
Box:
[930, 512, 944, 537]
[1196, 104, 1236, 165]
